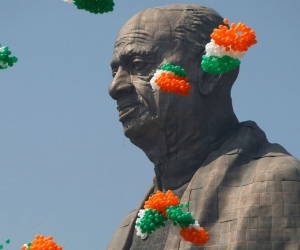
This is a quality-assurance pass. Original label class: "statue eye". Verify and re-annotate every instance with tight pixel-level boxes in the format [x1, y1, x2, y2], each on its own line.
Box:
[112, 68, 118, 77]
[131, 59, 146, 71]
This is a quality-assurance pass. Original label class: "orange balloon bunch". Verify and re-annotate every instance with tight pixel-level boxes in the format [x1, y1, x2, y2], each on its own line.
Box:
[21, 235, 62, 250]
[154, 72, 191, 97]
[211, 18, 257, 52]
[144, 190, 180, 216]
[180, 227, 209, 246]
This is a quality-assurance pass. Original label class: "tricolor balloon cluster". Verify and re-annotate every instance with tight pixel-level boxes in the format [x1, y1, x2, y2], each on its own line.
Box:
[21, 235, 62, 250]
[0, 45, 18, 70]
[63, 0, 114, 14]
[201, 18, 257, 74]
[135, 190, 209, 246]
[150, 63, 192, 96]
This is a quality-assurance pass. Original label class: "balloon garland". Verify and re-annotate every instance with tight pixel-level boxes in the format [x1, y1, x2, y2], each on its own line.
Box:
[21, 235, 62, 250]
[0, 45, 18, 70]
[63, 0, 115, 14]
[135, 190, 209, 246]
[201, 18, 257, 74]
[150, 63, 192, 96]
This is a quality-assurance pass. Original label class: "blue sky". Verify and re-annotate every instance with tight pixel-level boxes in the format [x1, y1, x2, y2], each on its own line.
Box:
[1, 0, 300, 249]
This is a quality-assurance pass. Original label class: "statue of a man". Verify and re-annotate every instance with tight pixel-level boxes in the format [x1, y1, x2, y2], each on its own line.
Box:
[107, 4, 300, 250]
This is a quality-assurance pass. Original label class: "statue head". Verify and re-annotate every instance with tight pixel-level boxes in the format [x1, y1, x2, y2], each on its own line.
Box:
[109, 4, 239, 167]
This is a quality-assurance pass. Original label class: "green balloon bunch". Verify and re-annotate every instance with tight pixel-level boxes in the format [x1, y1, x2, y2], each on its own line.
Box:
[161, 62, 187, 77]
[0, 45, 18, 70]
[136, 209, 168, 235]
[74, 0, 115, 14]
[201, 55, 240, 75]
[166, 204, 195, 228]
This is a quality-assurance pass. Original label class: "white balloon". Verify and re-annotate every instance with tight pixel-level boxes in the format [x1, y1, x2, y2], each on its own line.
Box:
[205, 39, 245, 59]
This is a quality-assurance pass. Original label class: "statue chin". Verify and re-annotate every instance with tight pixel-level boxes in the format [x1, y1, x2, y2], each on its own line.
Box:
[122, 122, 140, 139]
[122, 116, 162, 140]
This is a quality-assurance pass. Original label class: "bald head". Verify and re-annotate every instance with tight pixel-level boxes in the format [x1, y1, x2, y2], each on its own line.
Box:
[116, 5, 225, 61]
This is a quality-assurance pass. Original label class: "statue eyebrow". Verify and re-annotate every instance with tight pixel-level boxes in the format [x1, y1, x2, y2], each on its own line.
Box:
[111, 46, 156, 68]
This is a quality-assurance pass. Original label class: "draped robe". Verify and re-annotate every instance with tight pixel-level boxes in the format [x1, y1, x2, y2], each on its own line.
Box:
[107, 121, 300, 250]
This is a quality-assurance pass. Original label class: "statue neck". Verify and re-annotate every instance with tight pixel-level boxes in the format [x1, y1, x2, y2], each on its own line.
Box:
[128, 104, 240, 190]
[151, 127, 235, 190]
[154, 159, 204, 190]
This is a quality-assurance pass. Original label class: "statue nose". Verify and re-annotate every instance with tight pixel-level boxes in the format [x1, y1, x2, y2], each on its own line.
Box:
[109, 67, 134, 100]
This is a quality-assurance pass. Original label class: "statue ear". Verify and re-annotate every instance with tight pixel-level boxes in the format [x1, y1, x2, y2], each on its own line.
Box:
[197, 66, 239, 95]
[198, 72, 222, 95]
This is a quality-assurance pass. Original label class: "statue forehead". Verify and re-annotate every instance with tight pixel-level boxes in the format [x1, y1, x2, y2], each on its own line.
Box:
[116, 8, 183, 43]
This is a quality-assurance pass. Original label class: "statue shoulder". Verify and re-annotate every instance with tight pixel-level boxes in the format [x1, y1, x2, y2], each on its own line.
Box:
[107, 184, 154, 250]
[255, 153, 300, 182]
[106, 208, 138, 250]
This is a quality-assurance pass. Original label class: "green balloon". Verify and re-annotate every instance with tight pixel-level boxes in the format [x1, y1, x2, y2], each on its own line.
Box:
[160, 62, 187, 77]
[0, 45, 18, 69]
[73, 0, 115, 14]
[201, 55, 240, 75]
[166, 205, 195, 227]
[138, 209, 168, 234]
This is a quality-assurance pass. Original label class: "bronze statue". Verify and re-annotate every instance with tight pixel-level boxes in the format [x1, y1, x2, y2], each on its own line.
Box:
[107, 4, 300, 250]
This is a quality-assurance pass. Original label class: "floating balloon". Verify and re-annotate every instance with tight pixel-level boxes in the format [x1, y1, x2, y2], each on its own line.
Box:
[144, 190, 180, 215]
[21, 235, 62, 250]
[0, 45, 18, 70]
[64, 0, 115, 14]
[201, 55, 241, 75]
[166, 204, 195, 228]
[0, 238, 10, 249]
[204, 39, 245, 59]
[160, 62, 187, 77]
[135, 190, 209, 246]
[202, 18, 257, 74]
[150, 63, 192, 96]
[135, 208, 168, 238]
[180, 227, 209, 246]
[211, 19, 257, 52]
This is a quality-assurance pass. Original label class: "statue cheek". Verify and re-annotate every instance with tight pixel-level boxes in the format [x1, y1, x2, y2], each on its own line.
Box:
[130, 80, 158, 115]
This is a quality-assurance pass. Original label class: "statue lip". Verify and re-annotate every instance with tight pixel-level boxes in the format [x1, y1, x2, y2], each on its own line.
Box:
[118, 102, 141, 122]
[117, 102, 140, 112]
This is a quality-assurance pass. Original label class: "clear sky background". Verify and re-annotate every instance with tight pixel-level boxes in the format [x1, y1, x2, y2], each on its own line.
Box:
[1, 0, 300, 249]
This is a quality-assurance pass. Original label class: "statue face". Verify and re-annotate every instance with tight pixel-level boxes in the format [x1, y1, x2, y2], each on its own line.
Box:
[108, 5, 239, 166]
[109, 8, 210, 139]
